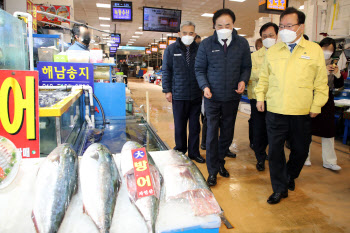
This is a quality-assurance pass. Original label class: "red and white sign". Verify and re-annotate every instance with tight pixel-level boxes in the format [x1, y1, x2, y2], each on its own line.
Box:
[0, 70, 40, 158]
[131, 147, 155, 198]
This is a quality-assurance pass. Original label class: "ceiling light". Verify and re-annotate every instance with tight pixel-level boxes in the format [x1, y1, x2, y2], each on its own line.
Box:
[132, 36, 140, 38]
[103, 38, 110, 40]
[135, 32, 143, 34]
[94, 44, 99, 46]
[107, 41, 114, 43]
[130, 39, 137, 41]
[107, 43, 111, 46]
[234, 28, 241, 30]
[167, 34, 174, 36]
[102, 34, 110, 36]
[229, 0, 246, 2]
[201, 13, 214, 17]
[152, 42, 158, 44]
[139, 27, 143, 29]
[100, 24, 110, 27]
[99, 17, 110, 20]
[104, 30, 110, 32]
[299, 5, 304, 9]
[239, 34, 247, 37]
[90, 39, 95, 43]
[96, 3, 111, 8]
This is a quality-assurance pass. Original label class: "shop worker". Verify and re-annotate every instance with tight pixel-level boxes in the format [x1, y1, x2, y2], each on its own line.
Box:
[195, 9, 252, 186]
[162, 21, 205, 164]
[68, 24, 91, 51]
[248, 22, 279, 172]
[255, 7, 328, 204]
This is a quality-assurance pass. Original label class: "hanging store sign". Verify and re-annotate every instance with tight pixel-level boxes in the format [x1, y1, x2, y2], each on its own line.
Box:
[145, 49, 151, 54]
[111, 33, 121, 44]
[0, 70, 40, 159]
[259, 0, 288, 14]
[111, 1, 133, 22]
[26, 0, 38, 33]
[110, 46, 118, 54]
[159, 41, 167, 49]
[151, 45, 159, 53]
[131, 148, 155, 198]
[38, 62, 94, 89]
[167, 36, 177, 46]
[37, 4, 71, 25]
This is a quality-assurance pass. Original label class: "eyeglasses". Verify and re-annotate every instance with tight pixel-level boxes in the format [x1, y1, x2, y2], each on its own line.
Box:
[279, 24, 300, 30]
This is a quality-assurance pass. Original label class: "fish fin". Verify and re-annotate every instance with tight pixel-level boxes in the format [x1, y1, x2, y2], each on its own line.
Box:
[31, 211, 40, 233]
[83, 205, 86, 214]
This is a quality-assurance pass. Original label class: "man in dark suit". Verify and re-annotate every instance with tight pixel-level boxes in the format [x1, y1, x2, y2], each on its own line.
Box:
[195, 9, 252, 186]
[162, 21, 205, 164]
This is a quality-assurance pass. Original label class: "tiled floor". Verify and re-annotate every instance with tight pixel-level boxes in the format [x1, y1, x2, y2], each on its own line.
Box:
[127, 79, 350, 233]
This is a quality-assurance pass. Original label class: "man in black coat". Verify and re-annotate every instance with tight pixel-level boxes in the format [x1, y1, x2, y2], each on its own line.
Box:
[162, 21, 205, 164]
[195, 9, 252, 186]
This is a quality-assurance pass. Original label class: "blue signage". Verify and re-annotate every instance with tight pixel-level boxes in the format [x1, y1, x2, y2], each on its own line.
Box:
[119, 46, 145, 51]
[110, 46, 118, 53]
[133, 150, 145, 159]
[110, 43, 119, 47]
[38, 62, 94, 89]
[111, 33, 121, 44]
[111, 1, 133, 21]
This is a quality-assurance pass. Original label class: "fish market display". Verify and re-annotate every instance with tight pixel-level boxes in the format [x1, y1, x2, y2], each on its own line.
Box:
[163, 150, 221, 216]
[121, 141, 163, 233]
[80, 143, 121, 233]
[39, 90, 70, 108]
[32, 144, 78, 233]
[0, 136, 21, 189]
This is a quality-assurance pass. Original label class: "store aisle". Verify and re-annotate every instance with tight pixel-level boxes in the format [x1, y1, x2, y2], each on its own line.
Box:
[128, 79, 350, 233]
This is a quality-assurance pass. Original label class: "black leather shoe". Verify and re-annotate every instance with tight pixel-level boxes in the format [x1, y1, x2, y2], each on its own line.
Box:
[288, 178, 295, 191]
[267, 192, 288, 204]
[250, 143, 254, 150]
[256, 161, 265, 171]
[200, 144, 206, 150]
[219, 166, 230, 177]
[190, 155, 206, 164]
[226, 151, 236, 158]
[207, 175, 217, 186]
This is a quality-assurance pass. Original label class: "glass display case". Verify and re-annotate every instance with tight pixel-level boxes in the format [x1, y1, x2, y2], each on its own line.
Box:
[0, 9, 28, 70]
[33, 34, 60, 67]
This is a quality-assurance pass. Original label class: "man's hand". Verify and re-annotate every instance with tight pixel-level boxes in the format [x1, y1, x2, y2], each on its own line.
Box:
[165, 92, 172, 103]
[257, 101, 265, 112]
[204, 87, 212, 99]
[235, 81, 246, 94]
[310, 112, 319, 118]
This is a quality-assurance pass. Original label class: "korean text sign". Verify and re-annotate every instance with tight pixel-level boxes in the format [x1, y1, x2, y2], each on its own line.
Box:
[0, 70, 40, 158]
[111, 1, 133, 21]
[131, 148, 155, 198]
[267, 0, 287, 10]
[38, 62, 94, 89]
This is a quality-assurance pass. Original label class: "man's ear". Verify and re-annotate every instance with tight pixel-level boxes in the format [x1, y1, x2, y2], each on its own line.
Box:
[178, 32, 182, 37]
[193, 33, 197, 38]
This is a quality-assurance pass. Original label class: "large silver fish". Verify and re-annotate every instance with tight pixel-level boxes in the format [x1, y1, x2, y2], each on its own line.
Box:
[121, 141, 163, 233]
[32, 143, 78, 233]
[80, 143, 120, 233]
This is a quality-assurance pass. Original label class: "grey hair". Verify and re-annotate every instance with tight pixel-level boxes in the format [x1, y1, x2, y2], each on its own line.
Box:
[180, 21, 196, 30]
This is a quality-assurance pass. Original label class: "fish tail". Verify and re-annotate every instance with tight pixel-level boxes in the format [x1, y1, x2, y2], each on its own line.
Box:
[31, 211, 40, 233]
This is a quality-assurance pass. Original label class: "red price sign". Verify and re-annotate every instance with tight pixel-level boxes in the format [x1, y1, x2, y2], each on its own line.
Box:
[131, 147, 155, 198]
[0, 70, 40, 158]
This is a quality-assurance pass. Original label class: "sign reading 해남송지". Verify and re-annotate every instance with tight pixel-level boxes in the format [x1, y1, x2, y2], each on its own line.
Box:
[0, 70, 40, 159]
[37, 62, 94, 89]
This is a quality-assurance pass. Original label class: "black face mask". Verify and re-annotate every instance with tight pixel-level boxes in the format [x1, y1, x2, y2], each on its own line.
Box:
[80, 34, 91, 45]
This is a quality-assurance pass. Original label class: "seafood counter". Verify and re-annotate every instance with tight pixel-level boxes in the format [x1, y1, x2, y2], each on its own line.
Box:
[0, 142, 222, 233]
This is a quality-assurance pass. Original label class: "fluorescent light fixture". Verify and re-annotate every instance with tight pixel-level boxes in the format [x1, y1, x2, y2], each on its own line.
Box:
[130, 39, 137, 41]
[229, 0, 246, 2]
[152, 42, 158, 44]
[100, 24, 110, 27]
[299, 5, 304, 9]
[135, 32, 143, 34]
[239, 34, 247, 36]
[90, 39, 95, 43]
[138, 27, 143, 29]
[99, 17, 110, 20]
[132, 36, 140, 38]
[104, 30, 110, 32]
[234, 28, 241, 30]
[103, 38, 110, 40]
[96, 3, 111, 8]
[107, 43, 111, 46]
[167, 33, 173, 36]
[107, 41, 114, 43]
[102, 34, 110, 36]
[201, 13, 214, 17]
[129, 41, 135, 43]
[94, 44, 99, 46]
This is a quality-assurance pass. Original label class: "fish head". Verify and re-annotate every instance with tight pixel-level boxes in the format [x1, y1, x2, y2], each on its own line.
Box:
[83, 143, 112, 163]
[121, 141, 142, 153]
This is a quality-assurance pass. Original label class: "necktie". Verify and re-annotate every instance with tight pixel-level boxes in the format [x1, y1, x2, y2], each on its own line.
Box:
[289, 43, 297, 53]
[222, 39, 228, 53]
[186, 47, 190, 66]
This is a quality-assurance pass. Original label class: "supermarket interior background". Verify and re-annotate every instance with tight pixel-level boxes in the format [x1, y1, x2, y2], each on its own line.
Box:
[0, 0, 350, 232]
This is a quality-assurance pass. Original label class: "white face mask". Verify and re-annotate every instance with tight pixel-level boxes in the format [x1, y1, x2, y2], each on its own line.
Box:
[279, 25, 301, 43]
[216, 29, 233, 40]
[262, 38, 276, 49]
[181, 35, 194, 45]
[323, 50, 333, 60]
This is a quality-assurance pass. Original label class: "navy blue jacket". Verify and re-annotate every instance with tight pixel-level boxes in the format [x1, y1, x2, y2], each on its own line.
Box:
[195, 30, 252, 101]
[162, 38, 202, 101]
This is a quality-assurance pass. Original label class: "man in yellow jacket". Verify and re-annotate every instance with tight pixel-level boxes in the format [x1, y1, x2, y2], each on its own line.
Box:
[248, 22, 279, 172]
[255, 7, 328, 204]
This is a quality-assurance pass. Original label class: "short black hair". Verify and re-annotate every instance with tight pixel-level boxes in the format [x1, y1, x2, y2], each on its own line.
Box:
[303, 34, 309, 40]
[72, 24, 88, 38]
[319, 37, 336, 56]
[194, 35, 201, 40]
[259, 22, 279, 37]
[280, 7, 306, 24]
[213, 8, 236, 26]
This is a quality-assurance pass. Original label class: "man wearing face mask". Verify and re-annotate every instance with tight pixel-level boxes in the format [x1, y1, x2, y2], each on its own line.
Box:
[255, 7, 328, 204]
[195, 9, 252, 186]
[162, 21, 205, 164]
[68, 24, 91, 51]
[248, 22, 279, 172]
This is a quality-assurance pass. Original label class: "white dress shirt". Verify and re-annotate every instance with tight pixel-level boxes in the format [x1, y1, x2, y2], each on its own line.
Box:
[218, 34, 232, 47]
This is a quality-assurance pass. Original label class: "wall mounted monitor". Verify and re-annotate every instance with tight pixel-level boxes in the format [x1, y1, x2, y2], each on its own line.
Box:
[143, 7, 182, 33]
[167, 36, 177, 46]
[145, 48, 151, 54]
[111, 1, 132, 21]
[259, 0, 289, 14]
[110, 46, 118, 53]
[159, 41, 167, 49]
[111, 33, 121, 44]
[151, 45, 159, 53]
